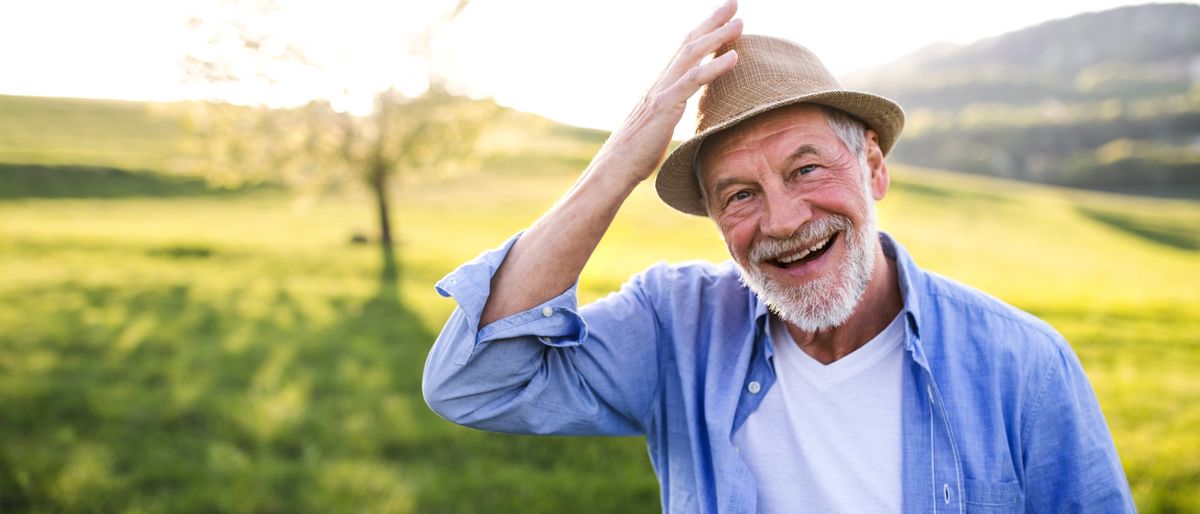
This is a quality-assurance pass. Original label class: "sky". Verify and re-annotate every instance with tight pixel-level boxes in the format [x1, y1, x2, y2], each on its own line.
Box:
[0, 0, 1184, 136]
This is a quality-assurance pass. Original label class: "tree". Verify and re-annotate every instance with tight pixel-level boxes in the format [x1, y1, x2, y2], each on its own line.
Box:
[180, 0, 495, 280]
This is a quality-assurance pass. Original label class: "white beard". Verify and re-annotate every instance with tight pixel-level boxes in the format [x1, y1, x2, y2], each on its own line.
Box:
[733, 197, 878, 333]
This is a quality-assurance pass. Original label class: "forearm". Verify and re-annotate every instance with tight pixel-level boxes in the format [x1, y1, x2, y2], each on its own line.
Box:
[480, 151, 641, 326]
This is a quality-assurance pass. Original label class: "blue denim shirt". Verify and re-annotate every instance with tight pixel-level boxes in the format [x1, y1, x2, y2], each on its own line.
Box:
[423, 232, 1135, 513]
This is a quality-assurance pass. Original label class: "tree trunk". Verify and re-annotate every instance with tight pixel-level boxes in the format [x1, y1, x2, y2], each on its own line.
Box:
[370, 164, 399, 283]
[371, 164, 394, 247]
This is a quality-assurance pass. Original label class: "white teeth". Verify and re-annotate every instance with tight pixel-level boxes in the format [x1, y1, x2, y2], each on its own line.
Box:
[775, 234, 833, 264]
[808, 237, 829, 253]
[779, 249, 809, 264]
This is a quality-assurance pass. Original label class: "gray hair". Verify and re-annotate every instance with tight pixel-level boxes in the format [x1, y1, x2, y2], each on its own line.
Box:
[819, 105, 867, 162]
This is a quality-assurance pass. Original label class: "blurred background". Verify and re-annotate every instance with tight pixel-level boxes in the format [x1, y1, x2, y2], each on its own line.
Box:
[0, 0, 1197, 512]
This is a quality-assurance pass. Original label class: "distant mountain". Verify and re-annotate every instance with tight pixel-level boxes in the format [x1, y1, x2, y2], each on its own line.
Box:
[849, 3, 1200, 107]
[846, 3, 1200, 195]
[920, 3, 1197, 73]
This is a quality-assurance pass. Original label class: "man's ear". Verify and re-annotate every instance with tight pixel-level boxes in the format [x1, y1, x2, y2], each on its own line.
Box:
[864, 128, 889, 201]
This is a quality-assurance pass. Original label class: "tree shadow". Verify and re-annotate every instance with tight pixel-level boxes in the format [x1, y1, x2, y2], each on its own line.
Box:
[1076, 205, 1200, 250]
[890, 178, 1012, 205]
[0, 242, 662, 513]
[0, 250, 436, 512]
[378, 244, 401, 294]
[0, 447, 29, 511]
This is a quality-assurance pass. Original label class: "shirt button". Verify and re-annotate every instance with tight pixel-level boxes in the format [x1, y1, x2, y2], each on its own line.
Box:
[538, 336, 552, 344]
[943, 483, 951, 504]
[542, 307, 554, 318]
[747, 381, 762, 394]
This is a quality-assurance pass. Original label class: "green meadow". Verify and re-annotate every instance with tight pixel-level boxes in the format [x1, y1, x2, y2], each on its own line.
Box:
[1, 95, 1199, 512]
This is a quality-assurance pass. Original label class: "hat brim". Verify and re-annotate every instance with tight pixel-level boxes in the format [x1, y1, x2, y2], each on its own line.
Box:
[655, 89, 905, 217]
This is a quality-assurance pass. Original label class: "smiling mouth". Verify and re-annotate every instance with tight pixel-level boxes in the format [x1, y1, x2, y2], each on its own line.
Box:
[768, 232, 838, 269]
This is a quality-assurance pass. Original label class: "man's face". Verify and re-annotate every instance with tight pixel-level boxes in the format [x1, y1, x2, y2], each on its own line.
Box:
[698, 104, 888, 332]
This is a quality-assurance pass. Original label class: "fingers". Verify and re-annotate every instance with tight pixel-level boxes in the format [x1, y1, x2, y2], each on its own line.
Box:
[690, 49, 739, 87]
[685, 0, 738, 44]
[672, 17, 743, 75]
[660, 49, 738, 106]
[596, 0, 742, 181]
[651, 0, 740, 89]
[655, 16, 742, 94]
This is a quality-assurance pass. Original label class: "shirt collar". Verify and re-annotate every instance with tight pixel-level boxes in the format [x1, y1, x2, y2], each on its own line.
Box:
[747, 231, 930, 368]
[750, 281, 774, 362]
[880, 232, 931, 370]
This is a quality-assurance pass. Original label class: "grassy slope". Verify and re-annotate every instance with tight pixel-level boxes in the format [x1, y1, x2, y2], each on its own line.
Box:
[0, 95, 178, 171]
[0, 95, 1198, 512]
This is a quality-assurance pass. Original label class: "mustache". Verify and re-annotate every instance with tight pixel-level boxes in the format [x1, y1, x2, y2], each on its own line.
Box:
[748, 216, 852, 262]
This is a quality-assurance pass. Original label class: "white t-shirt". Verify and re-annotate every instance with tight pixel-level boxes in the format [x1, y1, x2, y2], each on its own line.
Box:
[733, 313, 906, 513]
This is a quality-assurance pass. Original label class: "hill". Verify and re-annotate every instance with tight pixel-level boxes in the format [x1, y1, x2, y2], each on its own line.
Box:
[0, 94, 609, 199]
[846, 3, 1200, 195]
[0, 95, 179, 172]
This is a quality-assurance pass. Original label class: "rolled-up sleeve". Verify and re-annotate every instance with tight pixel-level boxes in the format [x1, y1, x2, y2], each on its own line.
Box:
[422, 233, 662, 436]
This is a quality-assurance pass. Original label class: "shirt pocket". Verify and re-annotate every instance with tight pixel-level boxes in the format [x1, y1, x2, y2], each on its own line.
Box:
[964, 478, 1022, 513]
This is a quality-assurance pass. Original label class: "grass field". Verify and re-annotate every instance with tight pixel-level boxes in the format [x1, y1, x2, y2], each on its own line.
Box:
[1, 95, 1198, 512]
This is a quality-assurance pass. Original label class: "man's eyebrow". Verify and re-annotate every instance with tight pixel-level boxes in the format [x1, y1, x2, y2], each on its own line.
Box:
[787, 144, 822, 162]
[710, 176, 751, 197]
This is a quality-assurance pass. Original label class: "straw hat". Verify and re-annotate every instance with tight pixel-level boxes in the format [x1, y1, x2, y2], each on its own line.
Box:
[655, 35, 906, 216]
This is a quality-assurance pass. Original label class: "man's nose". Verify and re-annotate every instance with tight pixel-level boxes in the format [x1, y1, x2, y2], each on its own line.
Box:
[759, 186, 811, 240]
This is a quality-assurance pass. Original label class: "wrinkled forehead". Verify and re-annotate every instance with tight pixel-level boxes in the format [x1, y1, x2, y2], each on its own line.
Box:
[695, 103, 835, 182]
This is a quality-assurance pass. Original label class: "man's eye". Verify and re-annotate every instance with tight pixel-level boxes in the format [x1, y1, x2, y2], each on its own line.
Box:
[729, 190, 753, 203]
[796, 164, 818, 176]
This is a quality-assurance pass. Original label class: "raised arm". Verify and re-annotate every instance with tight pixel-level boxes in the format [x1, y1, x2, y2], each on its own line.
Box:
[424, 3, 743, 435]
[479, 2, 742, 326]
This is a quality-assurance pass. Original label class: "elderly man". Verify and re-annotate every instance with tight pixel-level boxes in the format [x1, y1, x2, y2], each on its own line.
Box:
[423, 2, 1134, 512]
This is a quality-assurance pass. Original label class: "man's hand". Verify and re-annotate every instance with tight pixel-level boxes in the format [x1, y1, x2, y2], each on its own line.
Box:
[479, 2, 742, 327]
[599, 0, 742, 184]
